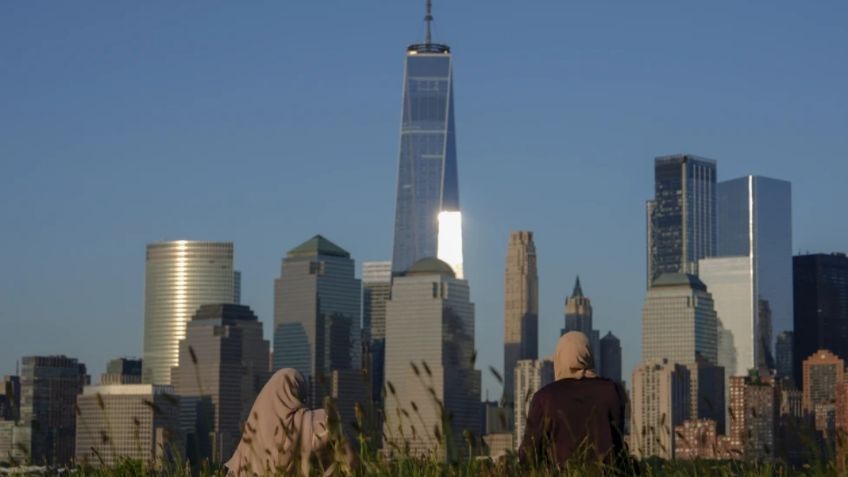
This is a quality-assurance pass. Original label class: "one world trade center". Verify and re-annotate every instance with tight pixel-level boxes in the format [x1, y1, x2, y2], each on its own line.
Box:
[391, 1, 462, 277]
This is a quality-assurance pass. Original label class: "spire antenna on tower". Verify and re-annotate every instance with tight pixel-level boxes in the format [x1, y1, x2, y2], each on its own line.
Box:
[425, 0, 433, 45]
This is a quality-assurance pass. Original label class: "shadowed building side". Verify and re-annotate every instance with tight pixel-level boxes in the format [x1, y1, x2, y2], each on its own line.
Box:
[172, 304, 269, 464]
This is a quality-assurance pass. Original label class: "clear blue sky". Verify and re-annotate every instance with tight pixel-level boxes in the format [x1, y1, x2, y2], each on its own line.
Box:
[2, 1, 846, 397]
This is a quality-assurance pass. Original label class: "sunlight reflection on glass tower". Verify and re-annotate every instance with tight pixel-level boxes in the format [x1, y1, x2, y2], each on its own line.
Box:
[437, 211, 463, 278]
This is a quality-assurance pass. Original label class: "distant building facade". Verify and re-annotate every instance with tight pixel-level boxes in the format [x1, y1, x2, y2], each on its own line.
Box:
[631, 359, 691, 459]
[793, 253, 848, 386]
[714, 176, 793, 373]
[143, 241, 239, 385]
[727, 371, 780, 461]
[383, 258, 481, 458]
[513, 359, 553, 449]
[75, 384, 180, 467]
[776, 331, 794, 383]
[562, 277, 600, 365]
[646, 154, 717, 285]
[503, 231, 539, 405]
[18, 356, 88, 465]
[642, 273, 718, 366]
[172, 304, 269, 463]
[802, 349, 845, 434]
[273, 235, 361, 407]
[362, 261, 392, 405]
[101, 358, 142, 385]
[600, 332, 622, 383]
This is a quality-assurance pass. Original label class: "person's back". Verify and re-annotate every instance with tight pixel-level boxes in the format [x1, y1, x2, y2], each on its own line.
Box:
[518, 332, 626, 468]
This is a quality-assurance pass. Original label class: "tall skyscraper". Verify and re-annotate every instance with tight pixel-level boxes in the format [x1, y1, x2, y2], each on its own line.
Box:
[513, 359, 553, 449]
[143, 241, 238, 385]
[273, 235, 361, 406]
[562, 277, 600, 361]
[699, 176, 792, 378]
[793, 253, 848, 385]
[383, 258, 481, 458]
[647, 155, 717, 285]
[363, 261, 392, 404]
[600, 332, 622, 384]
[642, 273, 718, 366]
[172, 304, 269, 463]
[18, 356, 88, 465]
[391, 1, 461, 277]
[630, 359, 691, 459]
[75, 384, 180, 467]
[503, 231, 538, 405]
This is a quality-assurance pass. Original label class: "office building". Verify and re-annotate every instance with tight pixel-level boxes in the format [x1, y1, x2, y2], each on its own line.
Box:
[383, 258, 481, 458]
[562, 277, 600, 363]
[685, 357, 726, 433]
[513, 359, 553, 449]
[100, 358, 142, 385]
[18, 356, 88, 465]
[503, 231, 539, 405]
[646, 155, 717, 284]
[776, 332, 794, 382]
[802, 349, 845, 434]
[600, 332, 622, 383]
[727, 371, 780, 461]
[143, 241, 239, 385]
[273, 235, 361, 407]
[699, 176, 792, 380]
[391, 1, 462, 277]
[793, 253, 848, 385]
[642, 273, 718, 366]
[363, 261, 392, 403]
[630, 359, 691, 459]
[172, 304, 269, 463]
[0, 376, 20, 422]
[75, 384, 180, 467]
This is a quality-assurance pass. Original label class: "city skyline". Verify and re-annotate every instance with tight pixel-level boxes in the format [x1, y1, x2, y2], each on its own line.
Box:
[2, 2, 848, 399]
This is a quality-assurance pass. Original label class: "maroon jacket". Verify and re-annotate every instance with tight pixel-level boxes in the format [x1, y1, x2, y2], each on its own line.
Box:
[518, 377, 626, 466]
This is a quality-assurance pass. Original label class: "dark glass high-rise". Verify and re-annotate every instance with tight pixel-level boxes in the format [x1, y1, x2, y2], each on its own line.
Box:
[647, 155, 717, 285]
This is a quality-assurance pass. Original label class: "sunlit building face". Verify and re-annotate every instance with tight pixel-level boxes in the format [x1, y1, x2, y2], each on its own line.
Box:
[142, 241, 237, 385]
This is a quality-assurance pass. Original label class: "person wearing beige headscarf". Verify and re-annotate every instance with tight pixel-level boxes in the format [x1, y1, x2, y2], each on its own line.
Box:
[519, 331, 626, 468]
[553, 330, 598, 381]
[225, 368, 334, 477]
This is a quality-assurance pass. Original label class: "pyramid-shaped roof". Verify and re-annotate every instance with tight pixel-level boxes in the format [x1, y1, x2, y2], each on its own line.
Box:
[287, 235, 350, 258]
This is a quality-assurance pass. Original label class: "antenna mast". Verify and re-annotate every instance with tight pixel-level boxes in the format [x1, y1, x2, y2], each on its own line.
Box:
[424, 0, 433, 45]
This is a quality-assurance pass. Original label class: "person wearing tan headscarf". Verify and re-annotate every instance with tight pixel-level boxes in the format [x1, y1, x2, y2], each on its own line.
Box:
[553, 330, 598, 380]
[519, 331, 626, 468]
[225, 368, 332, 477]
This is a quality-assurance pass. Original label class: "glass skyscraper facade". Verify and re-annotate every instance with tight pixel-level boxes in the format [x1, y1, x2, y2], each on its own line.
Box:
[391, 32, 460, 276]
[142, 241, 238, 385]
[793, 253, 848, 385]
[272, 235, 361, 406]
[699, 176, 791, 376]
[647, 155, 717, 285]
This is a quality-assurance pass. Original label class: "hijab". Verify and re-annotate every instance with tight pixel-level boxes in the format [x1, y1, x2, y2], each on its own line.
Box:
[225, 368, 330, 477]
[554, 331, 598, 380]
